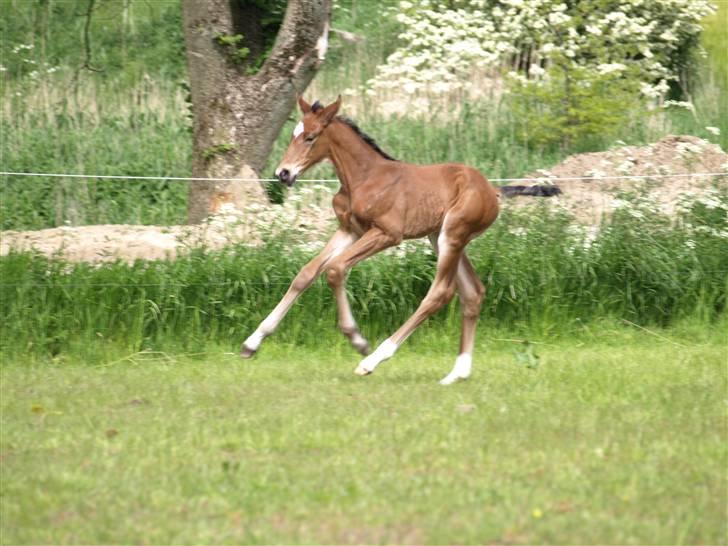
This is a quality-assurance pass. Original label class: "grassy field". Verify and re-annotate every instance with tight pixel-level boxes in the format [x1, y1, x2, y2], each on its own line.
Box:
[1, 326, 725, 545]
[1, 3, 726, 544]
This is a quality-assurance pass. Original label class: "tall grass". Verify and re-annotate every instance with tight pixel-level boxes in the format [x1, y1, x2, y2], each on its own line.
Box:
[2, 0, 725, 230]
[701, 1, 728, 93]
[2, 197, 725, 359]
[1, 77, 191, 230]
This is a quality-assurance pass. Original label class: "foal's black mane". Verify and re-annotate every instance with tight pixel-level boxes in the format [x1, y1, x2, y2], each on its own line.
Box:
[310, 99, 396, 161]
[336, 116, 397, 162]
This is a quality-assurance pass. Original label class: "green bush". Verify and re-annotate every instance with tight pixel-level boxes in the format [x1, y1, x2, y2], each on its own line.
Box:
[508, 66, 642, 149]
[2, 191, 726, 358]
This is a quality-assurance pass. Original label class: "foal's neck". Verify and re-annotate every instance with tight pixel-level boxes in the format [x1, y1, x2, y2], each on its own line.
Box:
[326, 121, 390, 193]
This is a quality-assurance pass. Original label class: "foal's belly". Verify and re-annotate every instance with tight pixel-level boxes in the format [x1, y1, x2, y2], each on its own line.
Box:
[402, 190, 447, 238]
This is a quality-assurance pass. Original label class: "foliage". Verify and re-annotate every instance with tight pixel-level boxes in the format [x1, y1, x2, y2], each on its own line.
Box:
[700, 1, 728, 91]
[0, 0, 186, 85]
[2, 190, 726, 357]
[229, 0, 288, 74]
[370, 0, 714, 98]
[366, 0, 715, 145]
[214, 33, 251, 64]
[1, 0, 725, 230]
[203, 142, 236, 161]
[508, 65, 641, 148]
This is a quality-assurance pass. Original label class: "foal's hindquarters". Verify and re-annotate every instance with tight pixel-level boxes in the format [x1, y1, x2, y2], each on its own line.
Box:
[353, 165, 499, 384]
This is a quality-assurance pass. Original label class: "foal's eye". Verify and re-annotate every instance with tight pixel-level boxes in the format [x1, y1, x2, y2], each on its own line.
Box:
[304, 135, 316, 144]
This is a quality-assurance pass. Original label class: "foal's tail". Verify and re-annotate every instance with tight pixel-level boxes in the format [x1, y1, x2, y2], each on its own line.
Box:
[498, 185, 562, 198]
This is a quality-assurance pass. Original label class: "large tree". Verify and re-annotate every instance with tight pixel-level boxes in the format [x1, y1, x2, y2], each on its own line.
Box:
[182, 0, 331, 223]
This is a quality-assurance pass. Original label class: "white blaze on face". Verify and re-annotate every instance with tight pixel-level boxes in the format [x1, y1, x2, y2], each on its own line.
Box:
[293, 121, 304, 139]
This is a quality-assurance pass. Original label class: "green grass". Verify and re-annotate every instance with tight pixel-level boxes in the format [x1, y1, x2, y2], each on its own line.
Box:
[3, 196, 726, 358]
[1, 328, 725, 544]
[701, 1, 728, 93]
[0, 112, 191, 230]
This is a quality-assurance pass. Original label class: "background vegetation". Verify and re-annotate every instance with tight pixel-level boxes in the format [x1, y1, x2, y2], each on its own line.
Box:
[1, 0, 725, 344]
[1, 0, 726, 229]
[2, 198, 726, 359]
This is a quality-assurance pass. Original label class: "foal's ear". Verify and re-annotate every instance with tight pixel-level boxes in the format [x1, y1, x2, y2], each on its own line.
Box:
[298, 95, 312, 114]
[319, 95, 342, 125]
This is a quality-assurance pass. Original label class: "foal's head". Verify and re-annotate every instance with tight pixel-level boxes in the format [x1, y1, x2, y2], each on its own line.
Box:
[274, 95, 341, 186]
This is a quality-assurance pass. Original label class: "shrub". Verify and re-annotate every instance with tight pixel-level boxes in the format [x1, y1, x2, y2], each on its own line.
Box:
[2, 189, 726, 357]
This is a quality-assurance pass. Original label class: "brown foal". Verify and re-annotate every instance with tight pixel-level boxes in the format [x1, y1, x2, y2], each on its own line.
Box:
[241, 95, 500, 384]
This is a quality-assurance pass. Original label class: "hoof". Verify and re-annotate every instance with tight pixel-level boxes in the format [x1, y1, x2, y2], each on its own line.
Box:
[354, 364, 372, 376]
[440, 354, 472, 385]
[347, 331, 371, 356]
[240, 344, 257, 359]
[439, 373, 468, 386]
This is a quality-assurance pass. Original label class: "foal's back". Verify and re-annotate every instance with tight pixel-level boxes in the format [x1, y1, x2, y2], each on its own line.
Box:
[356, 160, 500, 241]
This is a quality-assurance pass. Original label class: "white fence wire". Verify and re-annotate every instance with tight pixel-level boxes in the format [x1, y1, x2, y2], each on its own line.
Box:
[2, 170, 727, 184]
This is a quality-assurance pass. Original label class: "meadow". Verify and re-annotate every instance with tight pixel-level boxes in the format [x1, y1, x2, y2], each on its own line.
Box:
[2, 199, 726, 544]
[1, 330, 725, 545]
[1, 1, 727, 544]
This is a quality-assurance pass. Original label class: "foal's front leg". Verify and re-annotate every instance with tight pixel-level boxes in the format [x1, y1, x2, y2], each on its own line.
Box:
[324, 228, 400, 353]
[332, 278, 371, 355]
[240, 229, 357, 358]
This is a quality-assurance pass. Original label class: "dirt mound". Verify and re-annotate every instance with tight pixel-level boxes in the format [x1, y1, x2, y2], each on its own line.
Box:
[0, 190, 337, 264]
[502, 135, 727, 223]
[2, 135, 726, 263]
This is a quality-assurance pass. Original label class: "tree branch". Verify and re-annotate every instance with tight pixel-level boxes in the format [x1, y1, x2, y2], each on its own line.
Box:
[81, 0, 103, 73]
[258, 0, 331, 89]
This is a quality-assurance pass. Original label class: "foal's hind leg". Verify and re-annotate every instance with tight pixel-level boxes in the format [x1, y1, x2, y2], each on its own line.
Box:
[333, 276, 371, 355]
[427, 235, 485, 384]
[355, 230, 463, 376]
[439, 254, 485, 385]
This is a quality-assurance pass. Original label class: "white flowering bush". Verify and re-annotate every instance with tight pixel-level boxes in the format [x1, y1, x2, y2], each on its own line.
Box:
[372, 0, 713, 97]
[368, 0, 715, 142]
[676, 187, 728, 241]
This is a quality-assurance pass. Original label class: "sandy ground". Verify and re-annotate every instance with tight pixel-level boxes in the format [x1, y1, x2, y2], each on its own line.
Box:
[504, 134, 728, 224]
[2, 135, 726, 263]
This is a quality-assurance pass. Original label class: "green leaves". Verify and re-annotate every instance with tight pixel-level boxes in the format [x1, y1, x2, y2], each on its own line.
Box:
[509, 64, 643, 149]
[213, 33, 250, 64]
[513, 341, 540, 370]
[202, 143, 236, 162]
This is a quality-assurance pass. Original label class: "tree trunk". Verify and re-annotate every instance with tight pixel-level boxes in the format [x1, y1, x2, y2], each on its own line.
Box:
[182, 0, 331, 223]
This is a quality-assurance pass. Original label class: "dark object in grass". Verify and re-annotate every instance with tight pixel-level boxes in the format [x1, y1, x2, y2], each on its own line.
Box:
[500, 185, 562, 198]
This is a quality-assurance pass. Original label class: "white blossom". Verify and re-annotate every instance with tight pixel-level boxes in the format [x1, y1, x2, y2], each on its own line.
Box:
[364, 0, 714, 108]
[663, 100, 695, 112]
[597, 63, 627, 75]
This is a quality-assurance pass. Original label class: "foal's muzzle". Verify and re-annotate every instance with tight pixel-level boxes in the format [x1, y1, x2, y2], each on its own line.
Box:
[277, 169, 297, 187]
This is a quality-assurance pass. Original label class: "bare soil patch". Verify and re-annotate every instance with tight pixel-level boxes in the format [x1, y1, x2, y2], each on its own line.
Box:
[502, 135, 727, 223]
[0, 191, 336, 264]
[2, 135, 725, 263]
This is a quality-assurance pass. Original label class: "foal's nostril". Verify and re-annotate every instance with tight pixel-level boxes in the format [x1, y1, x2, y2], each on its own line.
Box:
[278, 169, 290, 184]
